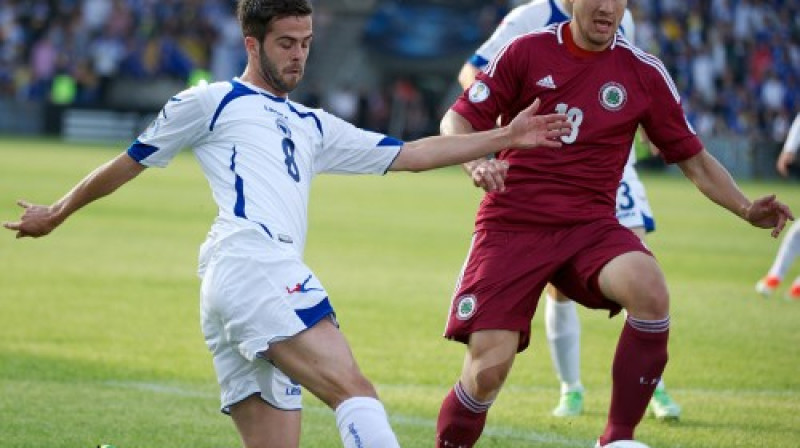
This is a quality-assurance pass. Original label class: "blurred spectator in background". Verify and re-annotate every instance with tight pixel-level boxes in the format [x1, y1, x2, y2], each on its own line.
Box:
[0, 0, 797, 143]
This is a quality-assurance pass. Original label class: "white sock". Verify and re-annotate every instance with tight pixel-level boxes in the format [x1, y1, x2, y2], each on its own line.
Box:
[768, 220, 800, 278]
[544, 295, 583, 393]
[335, 397, 400, 448]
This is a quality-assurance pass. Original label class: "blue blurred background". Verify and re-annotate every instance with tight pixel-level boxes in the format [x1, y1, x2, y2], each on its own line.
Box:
[0, 0, 797, 177]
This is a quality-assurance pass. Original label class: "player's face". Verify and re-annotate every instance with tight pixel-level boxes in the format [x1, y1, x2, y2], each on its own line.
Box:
[254, 15, 313, 95]
[569, 0, 626, 51]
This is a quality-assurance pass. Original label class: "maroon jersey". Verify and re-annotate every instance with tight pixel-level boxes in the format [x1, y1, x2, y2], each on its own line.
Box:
[452, 22, 703, 230]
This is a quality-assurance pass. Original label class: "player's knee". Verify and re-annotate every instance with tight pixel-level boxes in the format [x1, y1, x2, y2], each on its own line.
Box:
[470, 361, 512, 400]
[628, 280, 670, 318]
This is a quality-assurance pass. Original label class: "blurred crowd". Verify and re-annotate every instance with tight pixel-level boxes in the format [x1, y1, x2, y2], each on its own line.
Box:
[0, 0, 243, 105]
[0, 0, 798, 143]
[628, 0, 800, 145]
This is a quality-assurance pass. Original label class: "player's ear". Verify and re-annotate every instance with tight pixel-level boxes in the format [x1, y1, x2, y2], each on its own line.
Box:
[244, 36, 260, 58]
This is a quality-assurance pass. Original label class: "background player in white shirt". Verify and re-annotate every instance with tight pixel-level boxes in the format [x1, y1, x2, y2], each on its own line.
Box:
[756, 112, 800, 300]
[456, 0, 680, 420]
[3, 1, 571, 447]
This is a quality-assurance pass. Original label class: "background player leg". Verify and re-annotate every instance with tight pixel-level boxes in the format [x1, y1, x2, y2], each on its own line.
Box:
[544, 286, 584, 417]
[266, 318, 400, 448]
[756, 220, 800, 299]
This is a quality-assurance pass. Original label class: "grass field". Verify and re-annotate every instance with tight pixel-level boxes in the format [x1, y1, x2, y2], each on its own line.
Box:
[1, 137, 799, 448]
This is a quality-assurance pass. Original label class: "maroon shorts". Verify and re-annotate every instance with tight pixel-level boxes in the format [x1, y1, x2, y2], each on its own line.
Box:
[444, 217, 652, 352]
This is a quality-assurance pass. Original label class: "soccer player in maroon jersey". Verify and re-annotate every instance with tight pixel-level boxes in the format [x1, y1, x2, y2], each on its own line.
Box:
[435, 0, 794, 447]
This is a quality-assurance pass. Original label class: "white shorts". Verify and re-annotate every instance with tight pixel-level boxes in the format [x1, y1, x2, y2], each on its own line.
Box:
[616, 166, 655, 232]
[198, 228, 334, 413]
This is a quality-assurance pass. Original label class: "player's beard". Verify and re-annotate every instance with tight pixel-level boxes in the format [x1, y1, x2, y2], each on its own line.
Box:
[257, 45, 303, 94]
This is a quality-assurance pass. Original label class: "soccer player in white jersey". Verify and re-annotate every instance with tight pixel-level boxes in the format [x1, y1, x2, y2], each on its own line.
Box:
[2, 1, 572, 447]
[456, 0, 681, 420]
[756, 112, 800, 300]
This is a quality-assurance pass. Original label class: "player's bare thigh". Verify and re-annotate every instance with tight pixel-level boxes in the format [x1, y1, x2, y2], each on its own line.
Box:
[548, 225, 647, 303]
[266, 317, 378, 409]
[596, 250, 669, 320]
[230, 395, 301, 448]
[460, 329, 520, 402]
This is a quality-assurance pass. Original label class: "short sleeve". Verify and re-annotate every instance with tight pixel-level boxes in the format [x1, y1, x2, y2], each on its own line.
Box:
[127, 85, 210, 168]
[453, 37, 524, 131]
[639, 60, 703, 164]
[470, 5, 534, 70]
[314, 110, 403, 175]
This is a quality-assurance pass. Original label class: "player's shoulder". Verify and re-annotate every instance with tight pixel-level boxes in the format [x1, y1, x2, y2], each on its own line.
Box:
[510, 22, 560, 48]
[613, 38, 679, 100]
[169, 80, 234, 106]
[614, 37, 663, 71]
[510, 0, 566, 28]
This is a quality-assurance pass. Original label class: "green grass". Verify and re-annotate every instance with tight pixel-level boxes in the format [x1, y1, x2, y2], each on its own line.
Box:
[1, 137, 799, 447]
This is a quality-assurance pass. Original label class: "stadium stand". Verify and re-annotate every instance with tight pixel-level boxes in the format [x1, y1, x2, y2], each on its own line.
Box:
[0, 0, 797, 174]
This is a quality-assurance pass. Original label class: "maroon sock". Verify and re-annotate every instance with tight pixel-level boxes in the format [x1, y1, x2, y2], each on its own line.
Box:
[599, 317, 669, 445]
[436, 382, 491, 448]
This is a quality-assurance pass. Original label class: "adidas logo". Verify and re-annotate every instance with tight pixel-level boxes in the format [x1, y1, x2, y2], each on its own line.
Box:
[536, 75, 557, 89]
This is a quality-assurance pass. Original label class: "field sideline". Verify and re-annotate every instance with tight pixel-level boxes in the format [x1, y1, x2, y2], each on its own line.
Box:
[1, 138, 799, 447]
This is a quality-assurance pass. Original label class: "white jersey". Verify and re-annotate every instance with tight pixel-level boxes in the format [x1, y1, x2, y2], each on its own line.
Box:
[128, 78, 403, 255]
[468, 0, 635, 71]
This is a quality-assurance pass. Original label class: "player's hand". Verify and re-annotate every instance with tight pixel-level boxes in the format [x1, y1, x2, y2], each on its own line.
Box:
[742, 195, 795, 238]
[776, 151, 795, 178]
[3, 200, 60, 239]
[508, 98, 570, 149]
[468, 159, 510, 192]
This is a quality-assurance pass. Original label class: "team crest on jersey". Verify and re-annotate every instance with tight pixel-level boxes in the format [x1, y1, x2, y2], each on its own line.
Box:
[455, 295, 477, 320]
[468, 81, 490, 103]
[276, 116, 292, 138]
[598, 82, 627, 111]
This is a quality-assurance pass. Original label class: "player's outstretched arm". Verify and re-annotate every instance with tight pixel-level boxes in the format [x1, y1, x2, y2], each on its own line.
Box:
[390, 98, 569, 172]
[3, 153, 146, 239]
[678, 149, 794, 238]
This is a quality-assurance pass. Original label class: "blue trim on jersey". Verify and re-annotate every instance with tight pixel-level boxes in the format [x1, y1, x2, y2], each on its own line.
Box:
[229, 146, 247, 219]
[468, 54, 489, 69]
[258, 223, 273, 238]
[643, 214, 656, 233]
[228, 145, 274, 238]
[127, 139, 158, 162]
[547, 0, 569, 23]
[378, 136, 403, 147]
[210, 81, 260, 131]
[211, 80, 324, 136]
[286, 101, 323, 135]
[295, 297, 334, 328]
[254, 86, 323, 135]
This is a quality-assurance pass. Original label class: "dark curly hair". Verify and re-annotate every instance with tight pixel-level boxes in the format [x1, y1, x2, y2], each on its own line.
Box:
[237, 0, 313, 42]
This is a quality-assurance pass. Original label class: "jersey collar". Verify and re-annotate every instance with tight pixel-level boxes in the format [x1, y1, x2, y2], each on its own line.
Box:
[556, 22, 618, 57]
[233, 77, 288, 103]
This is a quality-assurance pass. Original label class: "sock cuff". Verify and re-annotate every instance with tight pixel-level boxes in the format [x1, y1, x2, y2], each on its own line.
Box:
[335, 396, 387, 417]
[453, 381, 493, 414]
[626, 315, 670, 333]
